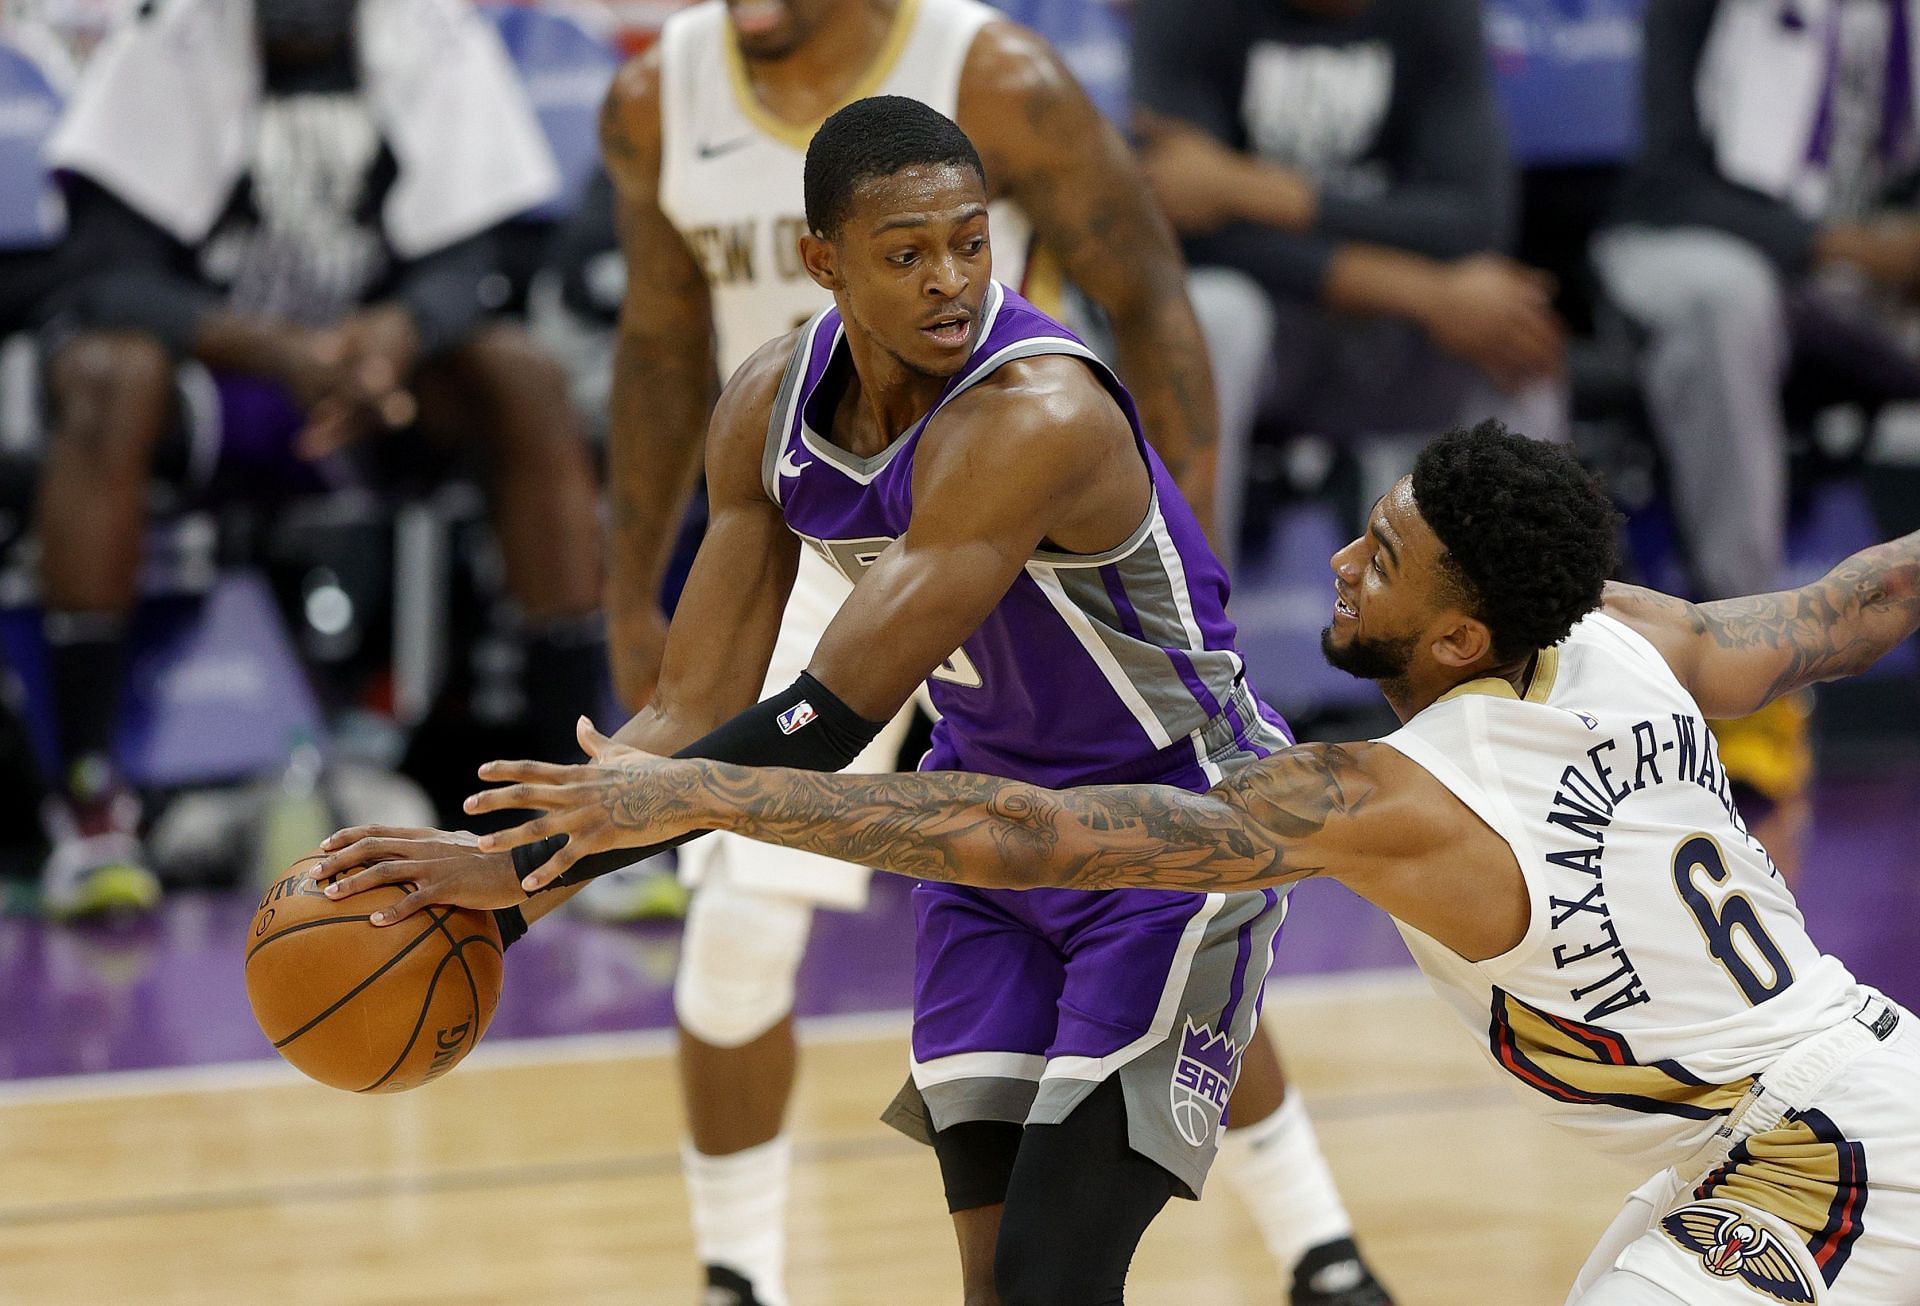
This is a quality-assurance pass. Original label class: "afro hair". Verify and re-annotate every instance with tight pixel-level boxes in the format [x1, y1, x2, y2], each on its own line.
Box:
[1411, 420, 1619, 662]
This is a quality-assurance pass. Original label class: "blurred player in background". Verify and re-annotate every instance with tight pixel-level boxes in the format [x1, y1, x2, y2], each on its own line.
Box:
[598, 2, 1385, 1300]
[489, 424, 1920, 1306]
[31, 0, 604, 917]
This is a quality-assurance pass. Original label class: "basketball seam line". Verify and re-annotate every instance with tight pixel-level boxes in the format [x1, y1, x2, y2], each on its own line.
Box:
[268, 908, 452, 1050]
[245, 912, 377, 964]
[358, 941, 469, 1092]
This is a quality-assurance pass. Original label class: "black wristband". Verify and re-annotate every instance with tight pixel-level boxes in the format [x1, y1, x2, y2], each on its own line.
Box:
[492, 904, 529, 950]
[511, 672, 889, 891]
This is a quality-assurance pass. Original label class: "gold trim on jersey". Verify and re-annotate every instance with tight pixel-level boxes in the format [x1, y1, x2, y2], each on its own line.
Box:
[1691, 1106, 1869, 1288]
[1018, 239, 1065, 317]
[1489, 988, 1754, 1119]
[723, 0, 925, 151]
[1435, 645, 1561, 707]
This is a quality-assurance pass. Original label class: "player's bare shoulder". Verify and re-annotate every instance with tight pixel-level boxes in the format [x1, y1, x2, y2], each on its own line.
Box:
[706, 327, 807, 479]
[935, 352, 1131, 469]
[955, 20, 1087, 188]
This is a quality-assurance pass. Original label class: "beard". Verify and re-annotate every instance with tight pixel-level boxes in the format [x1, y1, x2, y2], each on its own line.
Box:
[1320, 624, 1416, 683]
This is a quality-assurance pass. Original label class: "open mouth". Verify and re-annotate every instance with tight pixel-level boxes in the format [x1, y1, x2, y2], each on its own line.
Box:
[922, 314, 972, 347]
[1333, 588, 1357, 621]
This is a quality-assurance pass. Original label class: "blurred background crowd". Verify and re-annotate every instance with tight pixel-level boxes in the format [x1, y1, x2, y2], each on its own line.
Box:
[0, 0, 1916, 924]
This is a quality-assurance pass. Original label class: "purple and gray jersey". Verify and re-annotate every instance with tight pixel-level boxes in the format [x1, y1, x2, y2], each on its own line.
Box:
[762, 280, 1292, 791]
[762, 282, 1291, 1195]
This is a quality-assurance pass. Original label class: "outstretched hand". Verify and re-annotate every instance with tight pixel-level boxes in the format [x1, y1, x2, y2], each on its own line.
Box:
[465, 717, 711, 892]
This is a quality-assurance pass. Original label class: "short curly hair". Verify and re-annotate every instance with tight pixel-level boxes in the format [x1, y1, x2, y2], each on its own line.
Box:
[804, 96, 986, 239]
[1411, 421, 1619, 662]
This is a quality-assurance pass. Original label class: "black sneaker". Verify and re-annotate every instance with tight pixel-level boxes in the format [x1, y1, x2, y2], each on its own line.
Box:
[702, 1265, 769, 1306]
[1291, 1237, 1393, 1306]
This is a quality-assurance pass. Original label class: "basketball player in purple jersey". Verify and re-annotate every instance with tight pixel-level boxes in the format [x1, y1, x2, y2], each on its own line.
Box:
[598, 3, 1383, 1302]
[319, 98, 1344, 1302]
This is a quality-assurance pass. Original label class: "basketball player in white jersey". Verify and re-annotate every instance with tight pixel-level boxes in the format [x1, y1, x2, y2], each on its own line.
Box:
[594, 3, 1385, 1303]
[481, 422, 1920, 1305]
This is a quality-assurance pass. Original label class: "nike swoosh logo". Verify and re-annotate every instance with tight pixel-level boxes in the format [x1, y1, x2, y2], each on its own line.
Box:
[777, 448, 812, 478]
[697, 135, 756, 160]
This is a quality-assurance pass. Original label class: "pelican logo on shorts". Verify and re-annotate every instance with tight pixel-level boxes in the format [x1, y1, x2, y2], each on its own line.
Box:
[1169, 1017, 1238, 1148]
[1660, 1203, 1816, 1303]
[776, 701, 817, 735]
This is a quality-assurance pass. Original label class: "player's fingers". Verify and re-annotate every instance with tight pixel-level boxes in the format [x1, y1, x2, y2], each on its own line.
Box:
[313, 836, 428, 882]
[462, 783, 575, 817]
[476, 758, 587, 784]
[521, 841, 580, 893]
[321, 859, 413, 900]
[474, 812, 570, 854]
[578, 717, 618, 759]
[322, 824, 441, 852]
[368, 885, 434, 927]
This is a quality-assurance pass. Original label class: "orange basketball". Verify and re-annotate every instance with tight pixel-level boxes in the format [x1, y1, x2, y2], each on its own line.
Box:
[244, 855, 504, 1093]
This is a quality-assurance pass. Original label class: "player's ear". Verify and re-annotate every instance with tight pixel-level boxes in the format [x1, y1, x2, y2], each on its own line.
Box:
[799, 231, 839, 291]
[1431, 614, 1494, 672]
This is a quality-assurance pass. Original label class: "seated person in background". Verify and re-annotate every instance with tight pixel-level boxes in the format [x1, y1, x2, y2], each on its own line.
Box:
[1129, 0, 1568, 559]
[1592, 0, 1920, 863]
[31, 0, 605, 918]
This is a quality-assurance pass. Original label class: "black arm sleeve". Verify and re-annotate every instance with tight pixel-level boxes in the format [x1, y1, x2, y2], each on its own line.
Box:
[1610, 0, 1819, 272]
[56, 176, 220, 354]
[518, 671, 889, 890]
[1310, 0, 1513, 258]
[389, 230, 496, 356]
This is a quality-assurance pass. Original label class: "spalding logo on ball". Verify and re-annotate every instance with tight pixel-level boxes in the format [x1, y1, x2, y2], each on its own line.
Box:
[245, 855, 503, 1092]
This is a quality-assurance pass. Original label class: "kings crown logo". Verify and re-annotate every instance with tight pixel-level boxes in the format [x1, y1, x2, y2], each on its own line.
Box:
[1169, 1017, 1239, 1148]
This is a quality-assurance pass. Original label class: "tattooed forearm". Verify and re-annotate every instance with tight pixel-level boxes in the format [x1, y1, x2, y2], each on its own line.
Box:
[1693, 533, 1920, 705]
[587, 743, 1383, 893]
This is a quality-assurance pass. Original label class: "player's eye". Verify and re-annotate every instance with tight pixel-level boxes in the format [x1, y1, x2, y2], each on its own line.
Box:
[888, 250, 919, 267]
[1370, 555, 1386, 579]
[959, 237, 985, 256]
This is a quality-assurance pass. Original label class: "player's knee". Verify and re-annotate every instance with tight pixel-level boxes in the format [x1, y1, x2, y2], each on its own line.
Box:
[673, 879, 812, 1048]
[1567, 1269, 1691, 1306]
[47, 331, 172, 465]
[992, 1227, 1121, 1306]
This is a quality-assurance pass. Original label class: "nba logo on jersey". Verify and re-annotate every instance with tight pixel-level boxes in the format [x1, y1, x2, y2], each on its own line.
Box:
[776, 701, 817, 735]
[1170, 1018, 1238, 1147]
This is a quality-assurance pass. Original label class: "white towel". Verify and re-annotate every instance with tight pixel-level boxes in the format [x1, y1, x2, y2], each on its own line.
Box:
[1698, 0, 1920, 218]
[47, 0, 560, 257]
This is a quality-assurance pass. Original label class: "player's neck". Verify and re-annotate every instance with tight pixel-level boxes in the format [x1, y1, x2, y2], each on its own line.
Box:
[742, 0, 900, 126]
[1384, 651, 1536, 722]
[833, 332, 950, 455]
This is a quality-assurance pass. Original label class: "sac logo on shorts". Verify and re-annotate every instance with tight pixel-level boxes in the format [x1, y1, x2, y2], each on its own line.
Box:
[1660, 1203, 1816, 1303]
[1169, 1017, 1237, 1147]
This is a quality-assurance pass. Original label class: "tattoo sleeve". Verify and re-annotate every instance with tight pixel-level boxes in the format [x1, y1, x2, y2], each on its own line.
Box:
[1612, 530, 1920, 716]
[597, 743, 1384, 893]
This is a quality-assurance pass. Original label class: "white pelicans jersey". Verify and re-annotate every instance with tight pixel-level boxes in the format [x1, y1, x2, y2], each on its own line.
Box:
[1377, 612, 1864, 1170]
[657, 0, 1052, 381]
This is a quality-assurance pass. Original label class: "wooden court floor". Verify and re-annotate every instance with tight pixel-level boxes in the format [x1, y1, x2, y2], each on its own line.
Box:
[0, 973, 1638, 1304]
